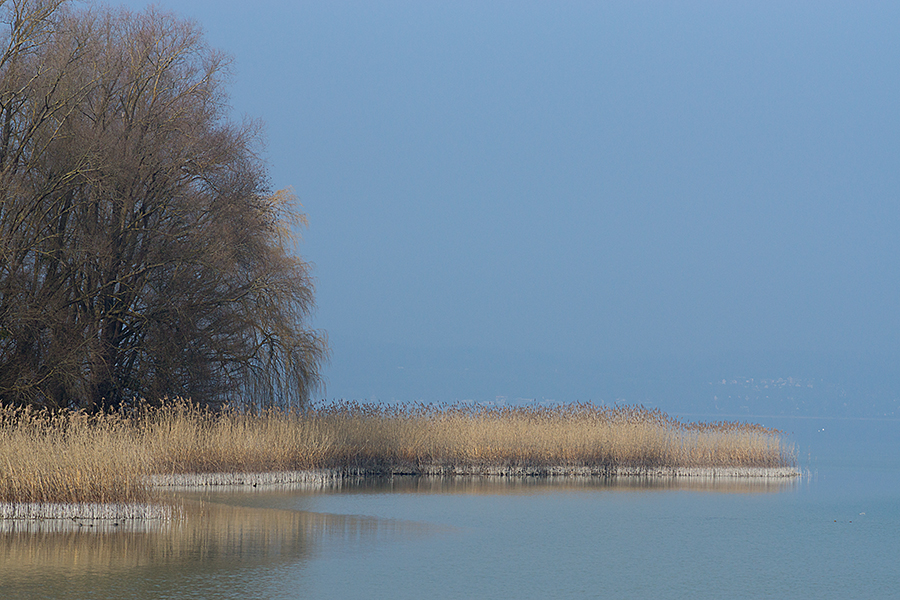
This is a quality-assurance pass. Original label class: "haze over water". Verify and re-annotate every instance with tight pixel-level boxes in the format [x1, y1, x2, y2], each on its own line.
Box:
[107, 0, 900, 424]
[5, 2, 898, 597]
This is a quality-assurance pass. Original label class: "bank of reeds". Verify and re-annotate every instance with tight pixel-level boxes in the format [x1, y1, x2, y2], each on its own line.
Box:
[0, 407, 149, 504]
[0, 400, 796, 504]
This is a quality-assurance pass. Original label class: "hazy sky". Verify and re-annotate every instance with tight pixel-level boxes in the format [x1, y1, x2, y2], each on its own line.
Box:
[116, 1, 900, 411]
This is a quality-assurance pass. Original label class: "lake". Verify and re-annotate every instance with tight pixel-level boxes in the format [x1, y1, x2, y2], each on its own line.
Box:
[2, 416, 898, 599]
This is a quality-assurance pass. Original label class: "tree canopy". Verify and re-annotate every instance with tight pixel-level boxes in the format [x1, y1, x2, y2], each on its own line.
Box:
[0, 0, 328, 410]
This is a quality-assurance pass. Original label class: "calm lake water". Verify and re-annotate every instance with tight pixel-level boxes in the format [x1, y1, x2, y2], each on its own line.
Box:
[2, 417, 899, 599]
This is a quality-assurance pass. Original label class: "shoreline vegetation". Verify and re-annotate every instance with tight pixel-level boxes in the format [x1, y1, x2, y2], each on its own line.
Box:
[1, 401, 798, 519]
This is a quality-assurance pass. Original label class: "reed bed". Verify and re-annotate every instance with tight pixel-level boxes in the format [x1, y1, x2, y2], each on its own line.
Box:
[0, 400, 796, 504]
[314, 402, 794, 471]
[0, 407, 149, 504]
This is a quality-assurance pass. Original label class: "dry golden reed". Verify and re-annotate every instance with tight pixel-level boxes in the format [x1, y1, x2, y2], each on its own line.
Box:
[0, 400, 796, 504]
[313, 402, 794, 471]
[0, 406, 149, 504]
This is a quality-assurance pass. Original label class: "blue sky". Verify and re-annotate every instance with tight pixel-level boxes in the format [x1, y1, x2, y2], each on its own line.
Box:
[118, 1, 900, 415]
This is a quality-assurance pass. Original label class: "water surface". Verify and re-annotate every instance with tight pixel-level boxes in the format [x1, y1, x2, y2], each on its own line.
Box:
[2, 417, 898, 599]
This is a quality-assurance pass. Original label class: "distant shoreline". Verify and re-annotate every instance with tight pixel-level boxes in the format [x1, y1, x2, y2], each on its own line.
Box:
[1, 465, 800, 522]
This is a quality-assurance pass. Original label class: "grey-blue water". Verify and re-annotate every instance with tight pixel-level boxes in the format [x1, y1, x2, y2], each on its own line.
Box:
[2, 417, 898, 599]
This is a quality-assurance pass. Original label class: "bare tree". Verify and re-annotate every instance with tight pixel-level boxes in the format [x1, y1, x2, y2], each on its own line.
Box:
[0, 1, 328, 411]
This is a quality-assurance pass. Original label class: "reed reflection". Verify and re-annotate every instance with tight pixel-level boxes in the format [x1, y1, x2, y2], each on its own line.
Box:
[0, 498, 429, 599]
[325, 474, 801, 496]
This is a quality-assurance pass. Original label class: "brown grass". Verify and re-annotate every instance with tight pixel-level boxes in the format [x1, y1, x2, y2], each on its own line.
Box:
[0, 408, 149, 504]
[0, 400, 796, 504]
